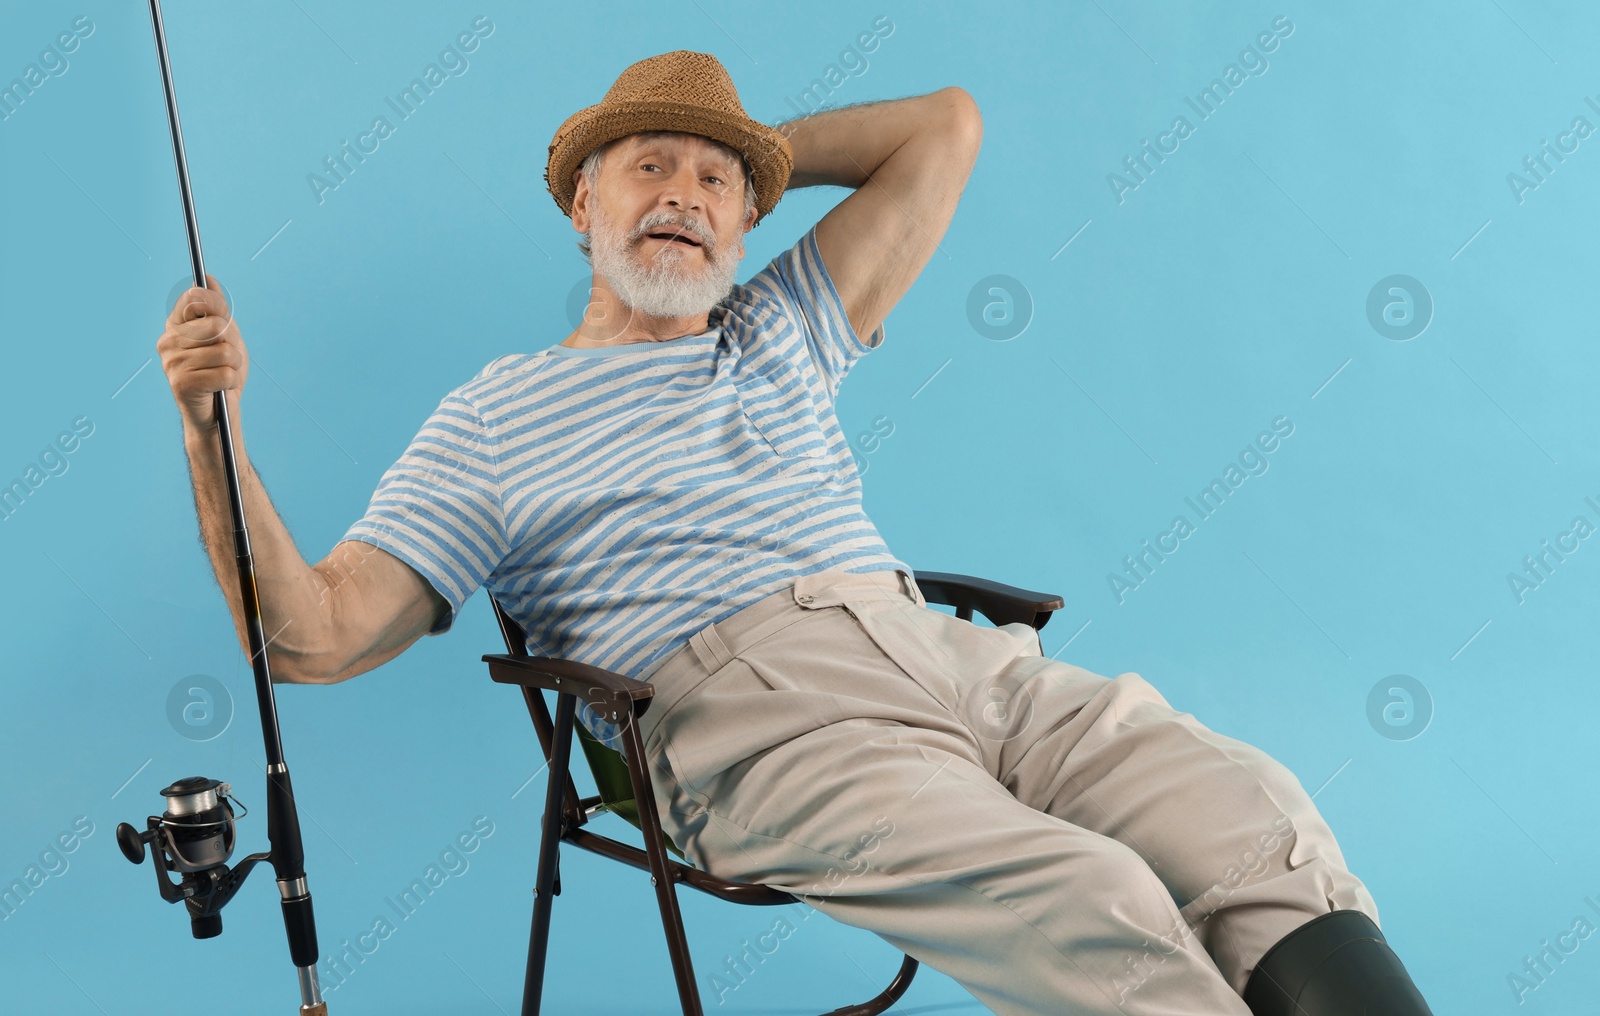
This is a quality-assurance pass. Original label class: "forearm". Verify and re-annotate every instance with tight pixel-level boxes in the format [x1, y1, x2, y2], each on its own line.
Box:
[180, 395, 332, 683]
[780, 87, 973, 191]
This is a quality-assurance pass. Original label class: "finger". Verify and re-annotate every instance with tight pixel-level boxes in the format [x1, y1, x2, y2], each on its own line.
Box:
[204, 274, 235, 319]
[177, 311, 230, 339]
[169, 286, 220, 326]
[170, 276, 231, 325]
[181, 287, 226, 322]
[192, 342, 244, 372]
[173, 314, 233, 346]
[185, 365, 244, 394]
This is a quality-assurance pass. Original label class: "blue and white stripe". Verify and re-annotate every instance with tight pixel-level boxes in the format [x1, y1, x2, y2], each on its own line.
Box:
[342, 223, 908, 747]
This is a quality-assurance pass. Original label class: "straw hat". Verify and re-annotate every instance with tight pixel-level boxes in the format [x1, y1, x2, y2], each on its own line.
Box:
[545, 50, 793, 226]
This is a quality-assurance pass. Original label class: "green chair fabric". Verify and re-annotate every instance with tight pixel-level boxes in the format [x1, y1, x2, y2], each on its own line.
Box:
[574, 723, 688, 859]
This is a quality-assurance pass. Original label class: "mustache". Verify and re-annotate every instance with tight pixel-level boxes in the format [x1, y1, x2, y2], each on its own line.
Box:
[631, 214, 714, 251]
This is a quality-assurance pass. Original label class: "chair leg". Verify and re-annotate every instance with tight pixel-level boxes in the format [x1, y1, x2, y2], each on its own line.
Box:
[521, 690, 576, 1016]
[820, 954, 920, 1016]
[619, 717, 704, 1016]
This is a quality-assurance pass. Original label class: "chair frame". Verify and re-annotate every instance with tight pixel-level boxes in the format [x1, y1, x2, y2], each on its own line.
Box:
[483, 569, 1065, 1016]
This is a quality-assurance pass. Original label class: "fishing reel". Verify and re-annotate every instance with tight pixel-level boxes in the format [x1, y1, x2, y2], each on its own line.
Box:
[116, 775, 272, 939]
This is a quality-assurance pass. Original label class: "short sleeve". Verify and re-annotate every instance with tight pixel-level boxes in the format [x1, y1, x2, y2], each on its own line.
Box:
[339, 391, 509, 636]
[748, 223, 886, 401]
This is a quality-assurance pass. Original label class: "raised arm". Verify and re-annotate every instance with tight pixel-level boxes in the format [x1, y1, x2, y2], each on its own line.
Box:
[778, 87, 983, 344]
[159, 276, 448, 685]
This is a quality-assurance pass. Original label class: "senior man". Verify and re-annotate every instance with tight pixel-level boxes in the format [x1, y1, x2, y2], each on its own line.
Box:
[158, 50, 1432, 1015]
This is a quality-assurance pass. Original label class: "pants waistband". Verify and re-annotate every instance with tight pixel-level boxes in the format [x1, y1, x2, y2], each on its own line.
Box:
[689, 566, 923, 673]
[644, 567, 923, 718]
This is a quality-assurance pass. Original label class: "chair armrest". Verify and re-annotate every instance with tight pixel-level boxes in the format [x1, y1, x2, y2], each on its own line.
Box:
[912, 570, 1065, 628]
[482, 653, 656, 722]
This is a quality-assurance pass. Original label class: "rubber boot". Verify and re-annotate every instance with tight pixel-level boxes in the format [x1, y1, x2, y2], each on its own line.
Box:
[1242, 909, 1434, 1015]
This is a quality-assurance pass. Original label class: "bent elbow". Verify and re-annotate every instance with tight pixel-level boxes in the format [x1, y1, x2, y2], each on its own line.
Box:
[269, 665, 316, 686]
[269, 652, 339, 686]
[938, 86, 983, 146]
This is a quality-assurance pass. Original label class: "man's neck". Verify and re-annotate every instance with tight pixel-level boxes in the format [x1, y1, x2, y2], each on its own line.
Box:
[561, 308, 711, 348]
[560, 329, 708, 349]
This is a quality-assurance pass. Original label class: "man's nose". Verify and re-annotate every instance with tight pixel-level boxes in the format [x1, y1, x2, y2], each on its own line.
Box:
[658, 166, 703, 212]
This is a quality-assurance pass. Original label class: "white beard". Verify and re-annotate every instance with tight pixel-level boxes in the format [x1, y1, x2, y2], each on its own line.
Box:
[588, 201, 743, 320]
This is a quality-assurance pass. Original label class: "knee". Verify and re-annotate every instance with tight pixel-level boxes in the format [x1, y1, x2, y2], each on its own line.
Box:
[1056, 838, 1182, 932]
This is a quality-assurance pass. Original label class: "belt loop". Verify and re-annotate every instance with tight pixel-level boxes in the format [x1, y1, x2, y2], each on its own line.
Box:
[792, 569, 823, 607]
[688, 624, 733, 673]
[896, 568, 924, 607]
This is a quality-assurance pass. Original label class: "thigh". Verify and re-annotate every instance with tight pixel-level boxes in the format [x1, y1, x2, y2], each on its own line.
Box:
[882, 604, 1310, 903]
[634, 597, 1263, 1011]
[982, 655, 1331, 895]
[761, 596, 1333, 915]
[639, 597, 1172, 924]
[952, 642, 1378, 983]
[679, 718, 1252, 1015]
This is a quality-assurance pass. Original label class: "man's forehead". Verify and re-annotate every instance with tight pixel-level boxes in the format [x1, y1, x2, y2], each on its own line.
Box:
[618, 131, 739, 167]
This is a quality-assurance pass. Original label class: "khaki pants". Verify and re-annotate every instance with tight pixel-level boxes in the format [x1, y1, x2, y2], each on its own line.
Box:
[636, 567, 1379, 1015]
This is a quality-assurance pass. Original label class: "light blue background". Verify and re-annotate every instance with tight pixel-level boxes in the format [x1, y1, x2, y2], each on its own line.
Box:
[2, 1, 1596, 1012]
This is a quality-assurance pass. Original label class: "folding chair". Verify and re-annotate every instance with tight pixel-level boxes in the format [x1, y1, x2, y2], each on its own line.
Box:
[483, 569, 1065, 1016]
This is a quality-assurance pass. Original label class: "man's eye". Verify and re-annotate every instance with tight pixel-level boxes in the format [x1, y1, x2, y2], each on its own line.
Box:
[705, 176, 724, 185]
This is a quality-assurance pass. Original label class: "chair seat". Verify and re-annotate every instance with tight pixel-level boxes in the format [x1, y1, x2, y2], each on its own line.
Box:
[575, 723, 688, 860]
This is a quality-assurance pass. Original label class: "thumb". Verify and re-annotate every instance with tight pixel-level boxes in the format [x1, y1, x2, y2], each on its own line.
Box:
[202, 273, 235, 323]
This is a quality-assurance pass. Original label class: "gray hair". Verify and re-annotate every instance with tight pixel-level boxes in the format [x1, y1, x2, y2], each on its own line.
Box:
[575, 131, 758, 264]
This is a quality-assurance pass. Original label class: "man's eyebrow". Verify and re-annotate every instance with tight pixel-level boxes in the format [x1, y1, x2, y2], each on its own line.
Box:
[631, 143, 739, 174]
[700, 151, 741, 179]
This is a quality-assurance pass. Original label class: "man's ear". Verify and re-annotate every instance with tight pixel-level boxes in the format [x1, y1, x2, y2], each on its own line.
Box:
[737, 197, 757, 253]
[570, 169, 590, 232]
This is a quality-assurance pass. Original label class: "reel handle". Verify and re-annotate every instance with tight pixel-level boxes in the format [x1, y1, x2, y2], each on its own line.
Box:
[116, 822, 150, 865]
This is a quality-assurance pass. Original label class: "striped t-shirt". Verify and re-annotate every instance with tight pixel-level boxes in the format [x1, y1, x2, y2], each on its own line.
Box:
[341, 222, 911, 747]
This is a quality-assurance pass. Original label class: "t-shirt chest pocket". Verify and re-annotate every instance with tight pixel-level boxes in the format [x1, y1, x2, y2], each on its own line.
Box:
[731, 363, 828, 460]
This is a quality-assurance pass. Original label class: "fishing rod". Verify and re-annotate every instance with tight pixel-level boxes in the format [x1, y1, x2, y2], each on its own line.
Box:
[114, 2, 328, 1012]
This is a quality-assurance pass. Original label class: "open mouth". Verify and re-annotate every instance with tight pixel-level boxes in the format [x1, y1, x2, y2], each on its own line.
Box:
[644, 229, 703, 249]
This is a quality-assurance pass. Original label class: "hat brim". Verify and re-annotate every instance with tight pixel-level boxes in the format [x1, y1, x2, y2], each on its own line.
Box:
[546, 101, 793, 226]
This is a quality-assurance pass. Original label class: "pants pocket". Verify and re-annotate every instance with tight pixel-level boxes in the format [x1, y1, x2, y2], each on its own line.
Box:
[839, 598, 963, 715]
[653, 658, 782, 806]
[847, 600, 1063, 748]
